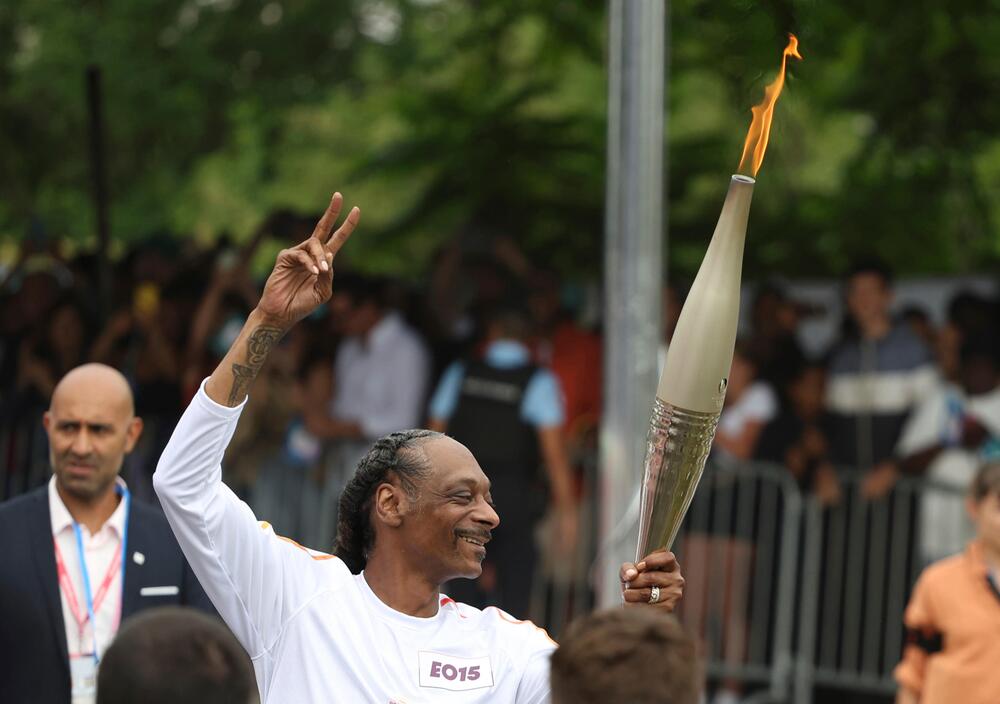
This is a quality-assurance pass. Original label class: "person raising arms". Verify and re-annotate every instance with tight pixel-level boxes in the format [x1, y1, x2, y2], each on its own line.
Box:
[153, 193, 684, 703]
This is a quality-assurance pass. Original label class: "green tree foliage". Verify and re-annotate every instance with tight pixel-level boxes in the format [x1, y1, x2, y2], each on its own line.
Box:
[1, 0, 998, 276]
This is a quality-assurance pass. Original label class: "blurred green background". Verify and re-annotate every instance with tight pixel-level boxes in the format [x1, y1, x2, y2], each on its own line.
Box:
[1, 0, 998, 277]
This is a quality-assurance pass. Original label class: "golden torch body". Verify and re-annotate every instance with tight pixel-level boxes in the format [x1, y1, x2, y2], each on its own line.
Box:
[636, 175, 755, 559]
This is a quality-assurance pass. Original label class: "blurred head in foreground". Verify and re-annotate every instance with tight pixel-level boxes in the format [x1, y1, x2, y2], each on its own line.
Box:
[97, 607, 257, 704]
[550, 608, 699, 704]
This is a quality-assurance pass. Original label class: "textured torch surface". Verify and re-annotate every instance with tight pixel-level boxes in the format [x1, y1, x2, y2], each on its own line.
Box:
[656, 176, 753, 414]
[636, 397, 720, 558]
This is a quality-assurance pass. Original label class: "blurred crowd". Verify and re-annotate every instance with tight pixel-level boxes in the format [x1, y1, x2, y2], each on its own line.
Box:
[0, 225, 601, 574]
[713, 262, 1000, 565]
[2, 224, 999, 609]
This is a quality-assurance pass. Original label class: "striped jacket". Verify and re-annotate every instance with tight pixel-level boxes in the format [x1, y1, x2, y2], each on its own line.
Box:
[824, 323, 937, 470]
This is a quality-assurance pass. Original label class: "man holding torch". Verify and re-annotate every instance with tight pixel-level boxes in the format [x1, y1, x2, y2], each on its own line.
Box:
[152, 193, 684, 703]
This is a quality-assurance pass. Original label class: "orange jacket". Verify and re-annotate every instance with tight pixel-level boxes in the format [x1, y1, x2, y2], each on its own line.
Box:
[894, 540, 1000, 704]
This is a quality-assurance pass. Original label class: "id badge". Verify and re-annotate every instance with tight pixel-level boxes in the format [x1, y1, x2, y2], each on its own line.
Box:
[70, 654, 98, 704]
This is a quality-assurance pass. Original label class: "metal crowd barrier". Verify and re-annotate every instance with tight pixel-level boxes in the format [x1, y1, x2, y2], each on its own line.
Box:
[671, 462, 802, 704]
[529, 446, 602, 638]
[794, 473, 970, 703]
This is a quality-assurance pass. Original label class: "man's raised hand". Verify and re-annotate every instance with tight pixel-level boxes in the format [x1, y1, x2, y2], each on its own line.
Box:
[203, 193, 359, 407]
[256, 193, 361, 329]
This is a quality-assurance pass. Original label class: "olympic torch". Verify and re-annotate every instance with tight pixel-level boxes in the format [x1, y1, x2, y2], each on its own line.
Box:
[636, 35, 802, 559]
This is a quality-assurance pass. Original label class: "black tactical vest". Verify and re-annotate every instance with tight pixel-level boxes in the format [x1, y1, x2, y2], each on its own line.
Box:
[446, 360, 540, 486]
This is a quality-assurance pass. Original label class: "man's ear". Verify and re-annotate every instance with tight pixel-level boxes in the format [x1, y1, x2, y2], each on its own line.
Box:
[374, 482, 405, 529]
[123, 417, 144, 453]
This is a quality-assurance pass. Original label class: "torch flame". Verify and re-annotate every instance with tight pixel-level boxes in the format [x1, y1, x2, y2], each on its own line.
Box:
[738, 34, 802, 177]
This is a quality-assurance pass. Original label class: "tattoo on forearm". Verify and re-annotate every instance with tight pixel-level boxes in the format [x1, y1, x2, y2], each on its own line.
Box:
[227, 326, 283, 406]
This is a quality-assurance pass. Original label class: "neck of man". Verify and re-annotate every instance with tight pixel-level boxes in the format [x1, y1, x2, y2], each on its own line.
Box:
[860, 316, 891, 341]
[362, 553, 443, 618]
[57, 482, 121, 535]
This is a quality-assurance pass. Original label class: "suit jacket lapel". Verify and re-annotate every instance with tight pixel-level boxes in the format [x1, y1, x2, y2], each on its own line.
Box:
[121, 505, 143, 620]
[27, 489, 70, 668]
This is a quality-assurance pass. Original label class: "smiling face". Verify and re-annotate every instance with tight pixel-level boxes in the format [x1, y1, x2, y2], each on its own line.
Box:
[392, 437, 500, 584]
[43, 364, 143, 503]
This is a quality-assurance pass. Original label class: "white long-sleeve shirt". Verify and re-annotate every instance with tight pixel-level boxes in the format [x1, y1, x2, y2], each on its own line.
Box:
[153, 382, 555, 704]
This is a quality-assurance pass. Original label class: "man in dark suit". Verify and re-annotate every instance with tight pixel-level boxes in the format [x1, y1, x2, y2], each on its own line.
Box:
[0, 363, 215, 704]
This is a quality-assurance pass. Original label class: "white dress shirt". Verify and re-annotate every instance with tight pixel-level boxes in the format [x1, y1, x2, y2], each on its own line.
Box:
[154, 382, 556, 703]
[332, 311, 430, 439]
[49, 476, 128, 703]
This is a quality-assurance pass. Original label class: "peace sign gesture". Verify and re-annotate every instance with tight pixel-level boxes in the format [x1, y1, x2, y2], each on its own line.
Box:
[257, 193, 361, 329]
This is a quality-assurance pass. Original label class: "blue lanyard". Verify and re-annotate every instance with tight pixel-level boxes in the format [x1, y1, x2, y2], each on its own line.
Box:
[72, 483, 130, 665]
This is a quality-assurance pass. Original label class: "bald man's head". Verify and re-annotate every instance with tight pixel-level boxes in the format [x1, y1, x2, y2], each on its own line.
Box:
[52, 364, 135, 416]
[44, 364, 143, 503]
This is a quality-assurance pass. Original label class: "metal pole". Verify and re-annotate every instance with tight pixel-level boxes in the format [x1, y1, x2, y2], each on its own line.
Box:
[86, 65, 111, 321]
[598, 0, 666, 607]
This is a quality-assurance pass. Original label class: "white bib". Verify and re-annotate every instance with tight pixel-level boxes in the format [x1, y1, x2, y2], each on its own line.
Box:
[418, 652, 494, 692]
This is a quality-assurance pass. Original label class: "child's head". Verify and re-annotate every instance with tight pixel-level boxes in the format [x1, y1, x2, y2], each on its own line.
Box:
[967, 463, 1000, 554]
[785, 362, 826, 420]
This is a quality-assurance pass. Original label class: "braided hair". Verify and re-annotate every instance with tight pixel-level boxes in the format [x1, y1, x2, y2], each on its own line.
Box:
[333, 429, 442, 574]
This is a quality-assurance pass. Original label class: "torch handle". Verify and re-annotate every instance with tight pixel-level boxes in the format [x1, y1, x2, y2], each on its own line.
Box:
[635, 397, 720, 560]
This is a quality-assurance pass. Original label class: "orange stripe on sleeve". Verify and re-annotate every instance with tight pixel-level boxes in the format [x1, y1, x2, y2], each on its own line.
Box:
[486, 606, 558, 646]
[258, 521, 336, 561]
